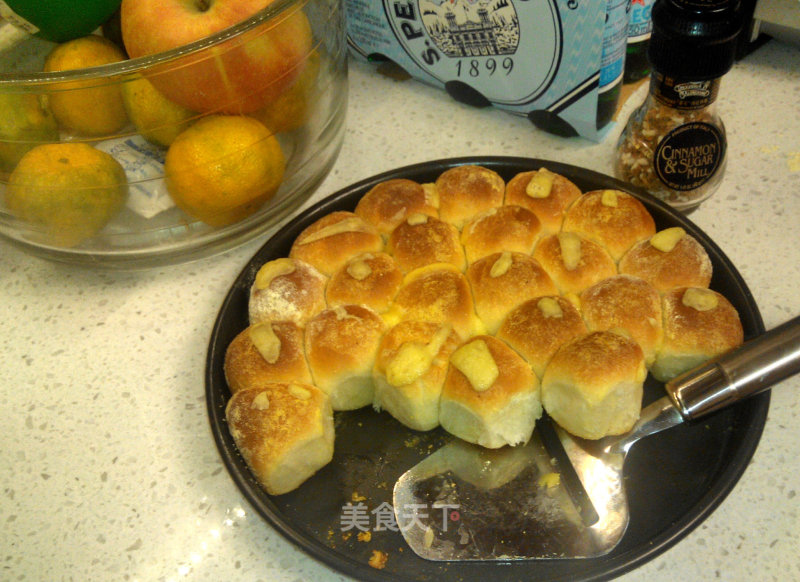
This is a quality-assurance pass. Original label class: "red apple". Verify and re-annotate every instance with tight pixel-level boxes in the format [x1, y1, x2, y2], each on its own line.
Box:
[120, 0, 312, 114]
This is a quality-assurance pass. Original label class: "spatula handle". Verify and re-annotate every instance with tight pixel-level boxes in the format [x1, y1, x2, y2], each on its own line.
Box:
[666, 315, 800, 420]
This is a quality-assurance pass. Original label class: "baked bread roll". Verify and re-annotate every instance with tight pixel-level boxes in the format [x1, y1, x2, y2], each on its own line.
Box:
[440, 335, 541, 448]
[387, 213, 466, 273]
[304, 304, 387, 410]
[387, 263, 485, 340]
[289, 211, 383, 276]
[619, 227, 713, 291]
[541, 330, 646, 440]
[434, 164, 505, 228]
[504, 167, 581, 233]
[354, 178, 438, 236]
[532, 232, 617, 295]
[373, 321, 461, 431]
[562, 189, 656, 261]
[325, 252, 403, 314]
[466, 252, 558, 334]
[461, 205, 542, 264]
[497, 295, 588, 379]
[580, 274, 663, 367]
[226, 382, 334, 495]
[248, 258, 327, 327]
[651, 287, 743, 382]
[224, 321, 311, 394]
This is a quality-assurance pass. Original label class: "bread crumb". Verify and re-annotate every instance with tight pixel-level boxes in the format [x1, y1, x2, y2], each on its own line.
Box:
[358, 531, 372, 542]
[404, 435, 421, 448]
[538, 472, 561, 489]
[351, 491, 366, 502]
[368, 549, 388, 569]
[788, 152, 800, 172]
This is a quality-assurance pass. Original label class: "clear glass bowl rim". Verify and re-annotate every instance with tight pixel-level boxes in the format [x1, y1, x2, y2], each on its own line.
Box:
[0, 0, 306, 87]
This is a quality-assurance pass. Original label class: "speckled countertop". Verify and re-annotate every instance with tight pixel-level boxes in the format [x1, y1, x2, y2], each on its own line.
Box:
[2, 38, 799, 582]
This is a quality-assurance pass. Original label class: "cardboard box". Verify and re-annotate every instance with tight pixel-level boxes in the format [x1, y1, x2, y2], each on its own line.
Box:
[345, 0, 629, 141]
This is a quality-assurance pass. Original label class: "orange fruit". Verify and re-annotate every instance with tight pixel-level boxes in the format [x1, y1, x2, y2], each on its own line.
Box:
[254, 50, 320, 134]
[44, 35, 128, 136]
[6, 142, 128, 247]
[164, 115, 285, 227]
[121, 75, 195, 147]
[0, 92, 59, 177]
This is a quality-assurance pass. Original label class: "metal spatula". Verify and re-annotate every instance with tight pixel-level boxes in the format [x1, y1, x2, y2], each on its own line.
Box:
[394, 315, 800, 560]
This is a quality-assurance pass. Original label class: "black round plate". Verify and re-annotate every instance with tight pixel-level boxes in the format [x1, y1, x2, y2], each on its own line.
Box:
[206, 157, 768, 582]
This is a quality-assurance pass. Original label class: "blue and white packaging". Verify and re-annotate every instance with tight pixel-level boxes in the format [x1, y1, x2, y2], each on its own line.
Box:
[345, 0, 628, 141]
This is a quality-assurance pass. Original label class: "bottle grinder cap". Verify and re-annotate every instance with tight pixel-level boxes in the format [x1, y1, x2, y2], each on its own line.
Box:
[648, 0, 744, 80]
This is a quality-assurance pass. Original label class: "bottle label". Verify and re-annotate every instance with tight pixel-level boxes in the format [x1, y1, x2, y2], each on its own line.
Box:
[0, 1, 40, 35]
[627, 0, 653, 42]
[652, 73, 721, 110]
[600, 0, 628, 93]
[370, 0, 562, 106]
[654, 122, 726, 191]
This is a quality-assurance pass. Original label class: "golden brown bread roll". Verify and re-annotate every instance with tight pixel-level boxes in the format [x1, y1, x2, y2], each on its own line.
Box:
[504, 167, 581, 233]
[460, 205, 543, 264]
[541, 330, 646, 440]
[224, 321, 312, 394]
[532, 232, 617, 295]
[373, 321, 461, 431]
[248, 258, 327, 326]
[651, 287, 743, 382]
[304, 304, 387, 410]
[497, 295, 588, 379]
[618, 227, 713, 291]
[434, 164, 505, 228]
[226, 382, 334, 495]
[439, 335, 541, 448]
[386, 263, 485, 340]
[466, 252, 558, 334]
[580, 274, 663, 367]
[562, 189, 656, 261]
[354, 178, 438, 236]
[289, 210, 383, 277]
[325, 252, 403, 314]
[387, 213, 466, 273]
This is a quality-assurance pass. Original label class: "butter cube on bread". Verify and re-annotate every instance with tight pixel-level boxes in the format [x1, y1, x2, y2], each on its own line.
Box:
[225, 382, 334, 496]
[440, 335, 541, 448]
[304, 304, 386, 410]
[248, 258, 327, 327]
[562, 189, 656, 261]
[354, 178, 438, 236]
[619, 227, 713, 291]
[372, 321, 460, 431]
[504, 168, 581, 233]
[224, 321, 312, 394]
[651, 287, 743, 382]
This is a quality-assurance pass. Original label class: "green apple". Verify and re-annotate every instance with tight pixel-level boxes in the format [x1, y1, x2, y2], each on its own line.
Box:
[0, 0, 122, 42]
[0, 93, 60, 177]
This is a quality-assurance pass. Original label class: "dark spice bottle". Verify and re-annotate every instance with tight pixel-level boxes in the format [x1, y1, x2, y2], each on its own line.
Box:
[614, 0, 743, 212]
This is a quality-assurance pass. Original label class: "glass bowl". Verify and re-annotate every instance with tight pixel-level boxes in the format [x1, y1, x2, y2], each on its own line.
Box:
[0, 0, 347, 268]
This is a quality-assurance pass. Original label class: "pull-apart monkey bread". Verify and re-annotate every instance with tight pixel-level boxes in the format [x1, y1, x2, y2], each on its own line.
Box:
[223, 165, 743, 494]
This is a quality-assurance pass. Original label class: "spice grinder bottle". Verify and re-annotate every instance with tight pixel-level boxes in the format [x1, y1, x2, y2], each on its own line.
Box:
[614, 0, 743, 213]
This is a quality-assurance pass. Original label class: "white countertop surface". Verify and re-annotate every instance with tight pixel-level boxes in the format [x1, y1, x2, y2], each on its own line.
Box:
[2, 38, 799, 582]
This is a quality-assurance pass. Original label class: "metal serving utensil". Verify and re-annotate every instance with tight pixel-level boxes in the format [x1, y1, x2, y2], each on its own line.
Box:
[394, 315, 800, 560]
